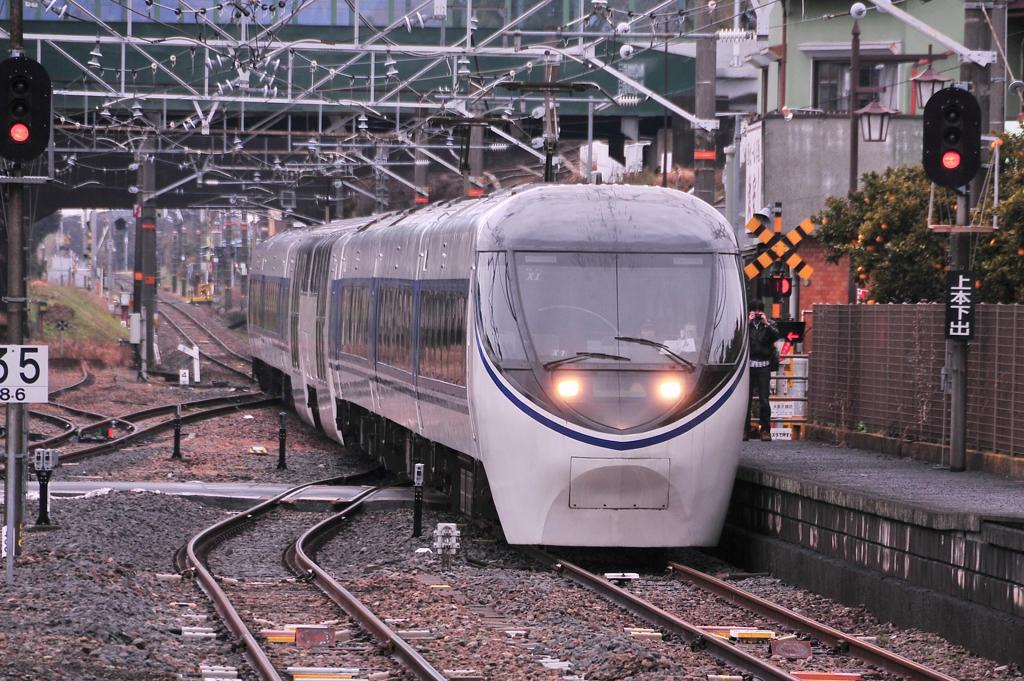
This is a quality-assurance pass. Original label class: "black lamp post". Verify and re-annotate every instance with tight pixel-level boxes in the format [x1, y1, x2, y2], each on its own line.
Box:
[849, 19, 898, 192]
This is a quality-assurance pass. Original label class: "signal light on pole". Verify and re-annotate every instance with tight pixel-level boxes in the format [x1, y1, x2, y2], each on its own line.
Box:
[9, 122, 29, 143]
[922, 87, 980, 190]
[761, 274, 793, 300]
[0, 56, 52, 163]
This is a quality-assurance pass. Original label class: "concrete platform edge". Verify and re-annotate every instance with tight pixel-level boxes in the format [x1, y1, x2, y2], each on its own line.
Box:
[805, 423, 1024, 481]
[735, 465, 980, 531]
[715, 524, 1024, 668]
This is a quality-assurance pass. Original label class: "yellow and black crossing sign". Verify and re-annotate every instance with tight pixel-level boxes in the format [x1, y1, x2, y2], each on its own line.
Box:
[743, 204, 816, 281]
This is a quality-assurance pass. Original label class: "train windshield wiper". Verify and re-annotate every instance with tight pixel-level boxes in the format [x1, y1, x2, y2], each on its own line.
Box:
[614, 336, 696, 372]
[542, 352, 632, 370]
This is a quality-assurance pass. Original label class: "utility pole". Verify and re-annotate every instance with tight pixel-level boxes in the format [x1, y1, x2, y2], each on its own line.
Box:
[223, 215, 233, 312]
[132, 151, 144, 371]
[133, 141, 157, 376]
[945, 4, 995, 471]
[4, 0, 26, 584]
[694, 0, 717, 203]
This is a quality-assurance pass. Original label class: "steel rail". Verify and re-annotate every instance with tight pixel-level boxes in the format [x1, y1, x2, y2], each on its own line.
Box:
[47, 363, 94, 399]
[160, 297, 252, 365]
[290, 490, 449, 681]
[523, 548, 801, 681]
[26, 410, 74, 434]
[59, 394, 275, 463]
[158, 307, 253, 382]
[178, 474, 378, 681]
[668, 562, 959, 681]
[161, 303, 256, 382]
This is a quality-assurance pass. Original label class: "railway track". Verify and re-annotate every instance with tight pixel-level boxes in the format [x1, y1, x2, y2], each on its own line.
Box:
[665, 562, 958, 681]
[524, 550, 958, 681]
[158, 297, 253, 383]
[176, 477, 446, 681]
[31, 392, 275, 462]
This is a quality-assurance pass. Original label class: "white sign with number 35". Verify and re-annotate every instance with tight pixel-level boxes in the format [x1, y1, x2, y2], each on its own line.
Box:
[0, 345, 48, 403]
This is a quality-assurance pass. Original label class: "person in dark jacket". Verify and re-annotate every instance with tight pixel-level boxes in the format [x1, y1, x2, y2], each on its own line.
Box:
[745, 300, 779, 441]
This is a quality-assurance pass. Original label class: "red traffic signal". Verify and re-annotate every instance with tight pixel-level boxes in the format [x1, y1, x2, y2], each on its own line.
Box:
[922, 87, 980, 189]
[8, 122, 28, 143]
[0, 56, 51, 163]
[761, 274, 793, 300]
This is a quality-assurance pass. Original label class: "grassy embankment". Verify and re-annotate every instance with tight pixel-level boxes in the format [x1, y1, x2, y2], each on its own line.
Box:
[28, 281, 130, 366]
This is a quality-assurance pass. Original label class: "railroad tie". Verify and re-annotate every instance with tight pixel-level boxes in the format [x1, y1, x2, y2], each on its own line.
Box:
[285, 667, 365, 680]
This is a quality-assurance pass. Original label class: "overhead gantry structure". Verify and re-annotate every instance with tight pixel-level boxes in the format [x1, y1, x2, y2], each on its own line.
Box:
[0, 0, 752, 219]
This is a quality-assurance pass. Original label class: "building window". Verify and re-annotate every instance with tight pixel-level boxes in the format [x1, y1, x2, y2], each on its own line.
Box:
[813, 61, 898, 112]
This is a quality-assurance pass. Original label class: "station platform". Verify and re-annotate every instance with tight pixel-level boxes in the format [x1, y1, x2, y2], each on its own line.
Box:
[719, 440, 1024, 666]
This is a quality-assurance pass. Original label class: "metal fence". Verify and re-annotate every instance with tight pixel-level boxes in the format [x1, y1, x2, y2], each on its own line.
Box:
[809, 304, 1024, 459]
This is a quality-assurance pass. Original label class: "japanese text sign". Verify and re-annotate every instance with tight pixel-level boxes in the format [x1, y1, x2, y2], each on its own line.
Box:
[944, 271, 976, 340]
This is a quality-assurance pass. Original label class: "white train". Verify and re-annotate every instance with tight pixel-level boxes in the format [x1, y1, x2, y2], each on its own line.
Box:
[249, 184, 748, 547]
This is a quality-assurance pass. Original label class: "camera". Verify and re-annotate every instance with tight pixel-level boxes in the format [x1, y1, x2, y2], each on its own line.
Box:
[850, 2, 868, 18]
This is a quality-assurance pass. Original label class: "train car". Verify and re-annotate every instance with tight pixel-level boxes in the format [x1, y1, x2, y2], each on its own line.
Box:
[250, 184, 748, 547]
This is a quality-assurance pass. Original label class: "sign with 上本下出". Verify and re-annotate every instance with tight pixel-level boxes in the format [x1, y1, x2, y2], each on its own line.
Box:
[945, 271, 976, 340]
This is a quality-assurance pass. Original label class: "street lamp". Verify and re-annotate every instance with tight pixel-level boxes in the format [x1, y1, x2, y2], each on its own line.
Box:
[912, 66, 949, 108]
[849, 15, 898, 192]
[856, 100, 897, 142]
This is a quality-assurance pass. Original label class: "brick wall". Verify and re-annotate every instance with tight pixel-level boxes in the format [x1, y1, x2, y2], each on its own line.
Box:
[793, 240, 850, 351]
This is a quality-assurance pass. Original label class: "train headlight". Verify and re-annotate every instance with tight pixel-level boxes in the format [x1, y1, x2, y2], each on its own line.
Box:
[555, 377, 581, 399]
[657, 378, 683, 401]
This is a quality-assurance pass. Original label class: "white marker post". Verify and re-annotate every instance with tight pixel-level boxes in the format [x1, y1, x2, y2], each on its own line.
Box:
[177, 344, 200, 384]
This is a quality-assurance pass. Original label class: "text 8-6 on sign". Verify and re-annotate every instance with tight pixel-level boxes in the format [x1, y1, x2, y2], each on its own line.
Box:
[0, 345, 48, 403]
[944, 271, 976, 340]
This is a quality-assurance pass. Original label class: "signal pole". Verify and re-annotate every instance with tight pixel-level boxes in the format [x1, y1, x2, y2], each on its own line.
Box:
[946, 4, 995, 471]
[4, 0, 25, 584]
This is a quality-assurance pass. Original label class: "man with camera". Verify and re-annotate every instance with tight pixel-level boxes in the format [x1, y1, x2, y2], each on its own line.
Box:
[745, 300, 780, 442]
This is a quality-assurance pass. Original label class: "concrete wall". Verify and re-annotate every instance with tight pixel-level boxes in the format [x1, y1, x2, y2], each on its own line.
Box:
[760, 114, 922, 224]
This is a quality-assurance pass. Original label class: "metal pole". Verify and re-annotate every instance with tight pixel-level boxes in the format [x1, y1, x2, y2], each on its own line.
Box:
[34, 472, 50, 526]
[277, 411, 287, 470]
[413, 462, 424, 538]
[171, 404, 183, 460]
[5, 0, 25, 584]
[849, 20, 861, 194]
[662, 35, 669, 188]
[140, 145, 157, 371]
[948, 193, 970, 471]
[586, 99, 594, 183]
[694, 1, 717, 203]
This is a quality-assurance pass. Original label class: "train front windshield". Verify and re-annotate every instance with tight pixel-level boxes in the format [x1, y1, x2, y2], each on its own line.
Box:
[477, 252, 746, 434]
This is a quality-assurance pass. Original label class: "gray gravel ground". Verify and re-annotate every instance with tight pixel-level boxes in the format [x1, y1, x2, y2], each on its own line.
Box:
[0, 491, 234, 681]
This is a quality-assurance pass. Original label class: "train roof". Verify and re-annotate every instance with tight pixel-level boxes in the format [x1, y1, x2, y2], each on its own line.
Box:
[269, 184, 738, 254]
[474, 184, 738, 253]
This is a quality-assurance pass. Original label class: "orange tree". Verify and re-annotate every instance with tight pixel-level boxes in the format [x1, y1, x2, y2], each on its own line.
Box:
[813, 135, 1024, 304]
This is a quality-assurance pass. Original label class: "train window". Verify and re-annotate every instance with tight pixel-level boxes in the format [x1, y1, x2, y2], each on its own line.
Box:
[419, 284, 468, 385]
[707, 255, 746, 366]
[341, 284, 372, 358]
[377, 285, 413, 372]
[475, 253, 527, 364]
